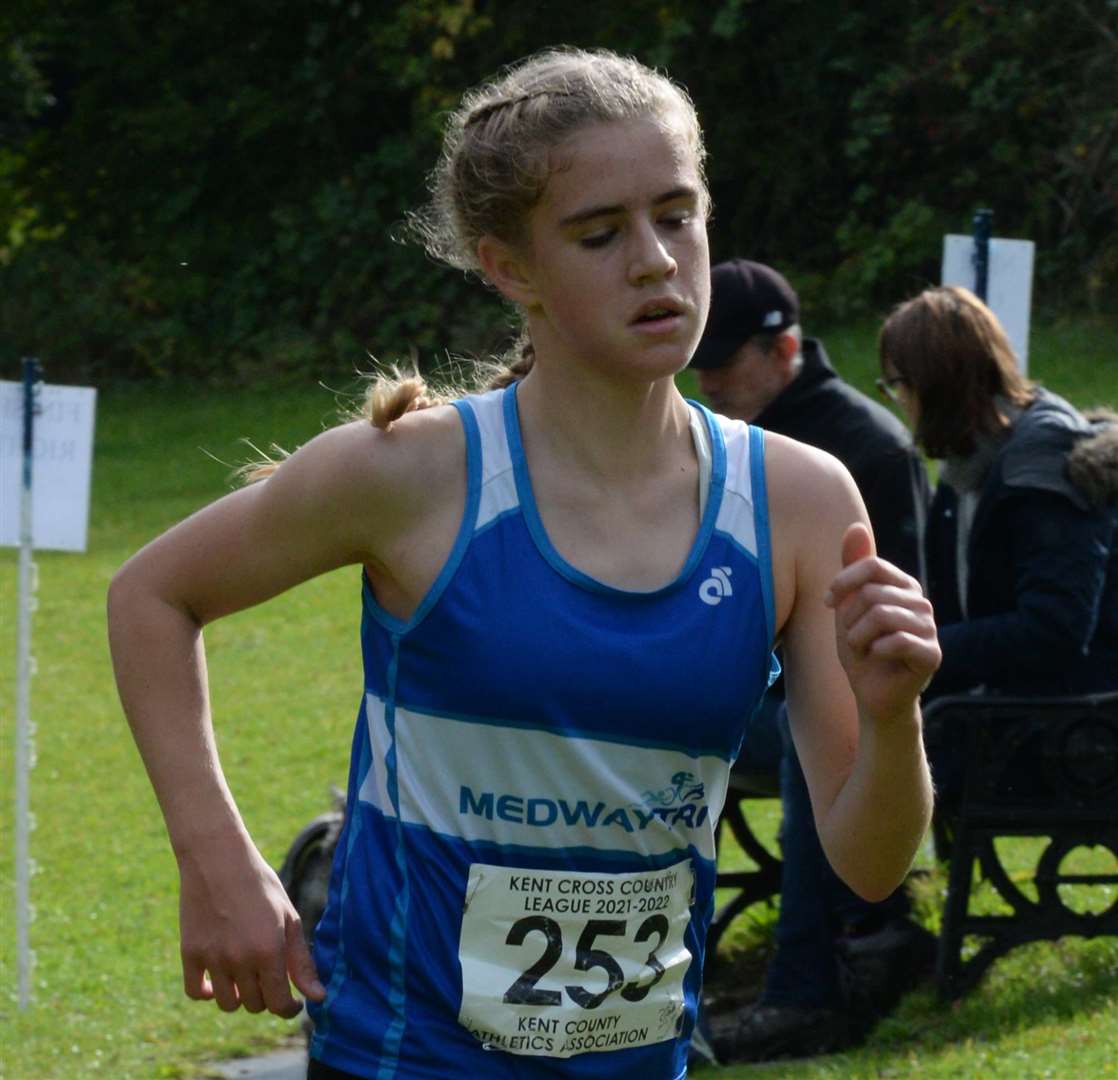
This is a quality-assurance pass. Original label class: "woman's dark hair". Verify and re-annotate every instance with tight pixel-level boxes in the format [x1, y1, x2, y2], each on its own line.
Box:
[878, 286, 1034, 459]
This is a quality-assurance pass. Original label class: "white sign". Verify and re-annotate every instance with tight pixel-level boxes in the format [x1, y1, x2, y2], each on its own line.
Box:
[1, 381, 97, 552]
[942, 235, 1035, 374]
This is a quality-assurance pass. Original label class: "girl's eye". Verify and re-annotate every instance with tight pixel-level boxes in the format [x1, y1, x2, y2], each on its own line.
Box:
[659, 211, 691, 229]
[579, 230, 615, 249]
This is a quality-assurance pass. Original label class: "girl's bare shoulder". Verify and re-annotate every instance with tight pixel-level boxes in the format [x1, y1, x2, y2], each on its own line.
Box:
[316, 403, 465, 487]
[762, 429, 863, 522]
[288, 402, 467, 541]
[109, 403, 469, 627]
[760, 429, 868, 635]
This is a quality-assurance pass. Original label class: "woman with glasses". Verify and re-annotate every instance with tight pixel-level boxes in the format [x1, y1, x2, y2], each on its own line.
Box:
[879, 285, 1118, 702]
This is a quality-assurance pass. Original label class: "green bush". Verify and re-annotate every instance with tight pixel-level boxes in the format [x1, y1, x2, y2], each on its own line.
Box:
[1, 0, 1115, 382]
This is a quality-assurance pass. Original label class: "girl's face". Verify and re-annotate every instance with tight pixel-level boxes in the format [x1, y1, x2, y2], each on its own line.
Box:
[514, 113, 710, 385]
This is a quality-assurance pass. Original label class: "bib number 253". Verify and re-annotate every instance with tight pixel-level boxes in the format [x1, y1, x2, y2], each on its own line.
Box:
[504, 914, 669, 1010]
[458, 862, 694, 1058]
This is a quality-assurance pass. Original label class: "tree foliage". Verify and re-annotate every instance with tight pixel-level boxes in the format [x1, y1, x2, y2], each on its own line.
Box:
[1, 0, 1115, 382]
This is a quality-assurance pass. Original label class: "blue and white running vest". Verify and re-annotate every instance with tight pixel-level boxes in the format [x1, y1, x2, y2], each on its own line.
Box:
[308, 383, 777, 1079]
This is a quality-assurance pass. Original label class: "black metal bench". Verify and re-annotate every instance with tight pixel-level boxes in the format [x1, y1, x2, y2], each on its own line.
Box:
[707, 765, 782, 961]
[923, 690, 1118, 998]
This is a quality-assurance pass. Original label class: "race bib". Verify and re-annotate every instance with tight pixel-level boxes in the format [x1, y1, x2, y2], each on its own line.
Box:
[457, 861, 694, 1058]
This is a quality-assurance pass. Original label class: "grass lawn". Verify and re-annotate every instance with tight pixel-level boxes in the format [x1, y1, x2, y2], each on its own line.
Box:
[2, 312, 1118, 1078]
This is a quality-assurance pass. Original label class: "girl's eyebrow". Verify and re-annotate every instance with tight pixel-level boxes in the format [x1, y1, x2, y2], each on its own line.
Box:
[558, 186, 698, 228]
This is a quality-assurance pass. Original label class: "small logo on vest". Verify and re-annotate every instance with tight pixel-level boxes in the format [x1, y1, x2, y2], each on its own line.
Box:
[699, 566, 733, 606]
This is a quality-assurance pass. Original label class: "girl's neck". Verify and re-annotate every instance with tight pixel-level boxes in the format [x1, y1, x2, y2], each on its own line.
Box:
[514, 360, 693, 483]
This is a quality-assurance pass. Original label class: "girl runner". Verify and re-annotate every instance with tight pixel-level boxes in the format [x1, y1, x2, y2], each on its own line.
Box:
[109, 46, 938, 1079]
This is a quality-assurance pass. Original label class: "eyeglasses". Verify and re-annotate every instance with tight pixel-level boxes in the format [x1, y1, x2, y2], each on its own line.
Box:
[875, 375, 908, 405]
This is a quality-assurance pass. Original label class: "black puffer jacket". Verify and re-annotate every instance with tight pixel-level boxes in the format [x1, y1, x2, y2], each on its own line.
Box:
[925, 390, 1118, 697]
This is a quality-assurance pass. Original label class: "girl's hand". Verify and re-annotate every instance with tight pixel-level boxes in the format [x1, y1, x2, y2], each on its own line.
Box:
[825, 522, 941, 723]
[177, 835, 325, 1018]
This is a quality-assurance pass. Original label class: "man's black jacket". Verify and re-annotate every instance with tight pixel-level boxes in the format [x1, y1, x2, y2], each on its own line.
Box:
[753, 338, 929, 581]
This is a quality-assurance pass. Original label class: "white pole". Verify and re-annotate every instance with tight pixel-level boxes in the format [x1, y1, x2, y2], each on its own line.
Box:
[15, 357, 40, 1011]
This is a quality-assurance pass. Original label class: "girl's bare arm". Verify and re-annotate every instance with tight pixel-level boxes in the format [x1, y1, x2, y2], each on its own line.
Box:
[767, 434, 938, 901]
[107, 410, 464, 1014]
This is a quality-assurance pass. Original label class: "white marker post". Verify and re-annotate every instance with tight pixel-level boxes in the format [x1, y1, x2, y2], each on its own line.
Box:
[14, 359, 40, 1012]
[2, 365, 98, 1010]
[942, 218, 1035, 374]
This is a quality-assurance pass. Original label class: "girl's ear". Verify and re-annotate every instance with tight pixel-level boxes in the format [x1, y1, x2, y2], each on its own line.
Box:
[477, 235, 538, 308]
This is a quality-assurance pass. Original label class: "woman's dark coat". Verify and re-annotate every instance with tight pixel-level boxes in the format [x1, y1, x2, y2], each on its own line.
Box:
[925, 390, 1118, 698]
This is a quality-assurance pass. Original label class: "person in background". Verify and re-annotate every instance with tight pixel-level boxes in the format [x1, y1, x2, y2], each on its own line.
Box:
[691, 259, 935, 1061]
[881, 285, 1118, 709]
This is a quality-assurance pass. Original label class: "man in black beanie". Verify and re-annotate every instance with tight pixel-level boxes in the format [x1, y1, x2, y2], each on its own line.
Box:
[692, 259, 933, 1062]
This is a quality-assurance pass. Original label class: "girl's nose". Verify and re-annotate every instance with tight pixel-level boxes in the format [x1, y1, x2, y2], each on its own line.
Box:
[628, 222, 677, 284]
